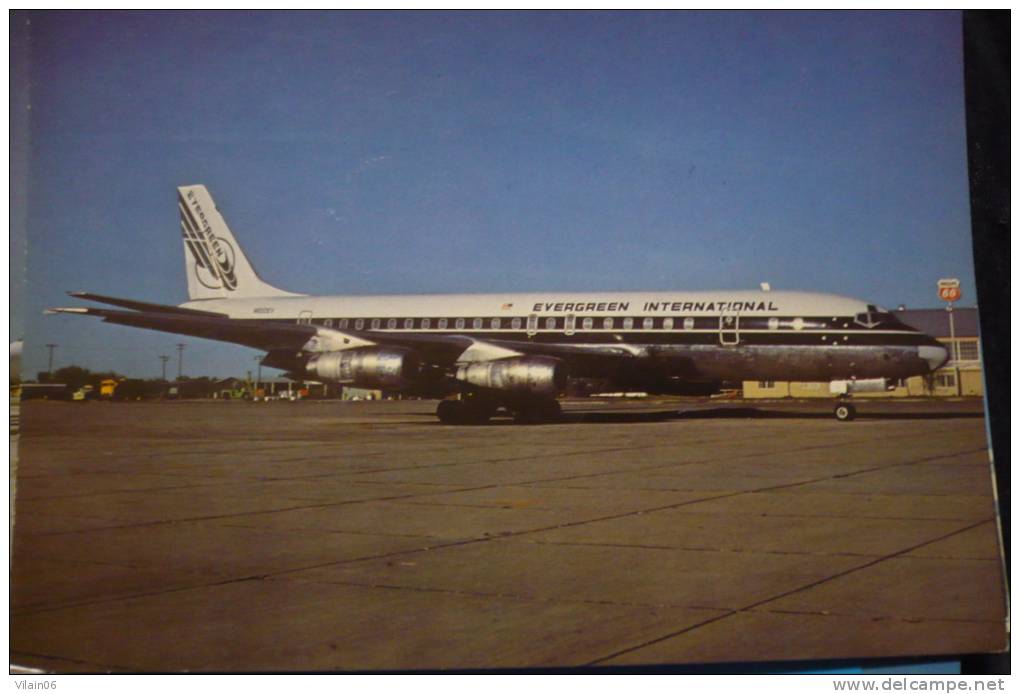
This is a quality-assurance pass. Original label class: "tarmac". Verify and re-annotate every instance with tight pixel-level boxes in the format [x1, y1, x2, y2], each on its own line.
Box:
[10, 397, 1007, 672]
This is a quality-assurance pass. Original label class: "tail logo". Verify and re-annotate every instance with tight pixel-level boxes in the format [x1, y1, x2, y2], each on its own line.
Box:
[179, 190, 238, 291]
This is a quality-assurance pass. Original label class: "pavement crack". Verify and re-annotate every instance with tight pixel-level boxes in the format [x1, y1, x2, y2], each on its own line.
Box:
[584, 518, 996, 665]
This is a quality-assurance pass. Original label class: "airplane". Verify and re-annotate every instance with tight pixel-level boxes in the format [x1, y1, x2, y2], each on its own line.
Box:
[48, 184, 950, 424]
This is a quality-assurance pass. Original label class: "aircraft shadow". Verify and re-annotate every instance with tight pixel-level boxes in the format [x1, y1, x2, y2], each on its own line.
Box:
[668, 407, 986, 421]
[562, 408, 985, 423]
[407, 405, 985, 425]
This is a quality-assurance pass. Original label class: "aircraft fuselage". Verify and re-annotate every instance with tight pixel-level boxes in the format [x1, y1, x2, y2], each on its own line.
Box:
[183, 289, 946, 385]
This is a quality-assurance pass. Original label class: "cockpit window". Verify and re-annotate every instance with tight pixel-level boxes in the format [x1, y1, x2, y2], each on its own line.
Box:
[855, 306, 901, 329]
[854, 312, 879, 328]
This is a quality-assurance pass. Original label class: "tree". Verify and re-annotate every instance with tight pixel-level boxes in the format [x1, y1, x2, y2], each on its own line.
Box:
[48, 365, 93, 390]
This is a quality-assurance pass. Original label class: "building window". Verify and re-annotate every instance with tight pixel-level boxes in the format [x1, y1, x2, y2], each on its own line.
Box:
[581, 316, 593, 330]
[643, 317, 654, 330]
[622, 317, 633, 330]
[663, 317, 673, 330]
[421, 318, 431, 329]
[936, 373, 956, 388]
[957, 340, 979, 361]
[758, 381, 775, 388]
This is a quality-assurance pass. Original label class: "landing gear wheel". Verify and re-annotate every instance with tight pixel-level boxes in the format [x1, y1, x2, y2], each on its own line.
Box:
[437, 399, 493, 425]
[462, 402, 494, 425]
[834, 403, 856, 422]
[437, 400, 464, 425]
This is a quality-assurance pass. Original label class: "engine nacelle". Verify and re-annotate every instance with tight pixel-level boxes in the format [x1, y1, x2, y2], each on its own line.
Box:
[456, 356, 567, 397]
[829, 378, 896, 395]
[306, 348, 420, 390]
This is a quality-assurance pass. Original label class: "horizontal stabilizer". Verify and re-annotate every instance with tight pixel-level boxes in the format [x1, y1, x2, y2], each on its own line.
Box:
[67, 292, 226, 317]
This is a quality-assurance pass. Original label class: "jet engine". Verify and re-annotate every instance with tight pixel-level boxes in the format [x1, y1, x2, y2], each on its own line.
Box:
[306, 347, 421, 390]
[456, 356, 567, 397]
[829, 378, 896, 395]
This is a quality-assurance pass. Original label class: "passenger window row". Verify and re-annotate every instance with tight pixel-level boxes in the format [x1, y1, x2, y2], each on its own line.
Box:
[298, 316, 807, 331]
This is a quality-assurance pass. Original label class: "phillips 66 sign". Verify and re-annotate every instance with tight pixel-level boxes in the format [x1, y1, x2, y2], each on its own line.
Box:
[937, 278, 961, 302]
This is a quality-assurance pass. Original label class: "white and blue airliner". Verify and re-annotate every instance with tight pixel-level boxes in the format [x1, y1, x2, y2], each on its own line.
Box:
[50, 185, 950, 423]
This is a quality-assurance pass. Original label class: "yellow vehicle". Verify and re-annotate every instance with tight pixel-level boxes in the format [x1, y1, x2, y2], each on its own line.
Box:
[99, 378, 119, 399]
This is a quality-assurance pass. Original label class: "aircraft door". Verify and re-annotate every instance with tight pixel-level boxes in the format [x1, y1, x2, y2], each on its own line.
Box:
[564, 314, 576, 336]
[719, 313, 740, 345]
[526, 314, 538, 337]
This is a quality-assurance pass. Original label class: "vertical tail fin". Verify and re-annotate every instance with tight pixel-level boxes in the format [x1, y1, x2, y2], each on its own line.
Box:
[178, 185, 300, 300]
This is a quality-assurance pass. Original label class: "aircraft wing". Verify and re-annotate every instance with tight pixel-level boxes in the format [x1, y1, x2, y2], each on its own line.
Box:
[352, 332, 643, 381]
[361, 331, 638, 358]
[352, 331, 642, 367]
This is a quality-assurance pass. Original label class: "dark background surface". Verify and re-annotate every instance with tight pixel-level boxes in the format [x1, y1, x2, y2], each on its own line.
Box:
[960, 9, 1010, 676]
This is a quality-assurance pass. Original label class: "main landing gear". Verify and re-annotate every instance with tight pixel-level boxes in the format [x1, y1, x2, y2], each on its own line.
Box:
[511, 399, 562, 424]
[436, 396, 562, 425]
[436, 398, 495, 425]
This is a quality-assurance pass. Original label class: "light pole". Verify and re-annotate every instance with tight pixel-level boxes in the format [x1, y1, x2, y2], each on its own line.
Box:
[159, 355, 170, 381]
[45, 343, 57, 375]
[176, 343, 185, 380]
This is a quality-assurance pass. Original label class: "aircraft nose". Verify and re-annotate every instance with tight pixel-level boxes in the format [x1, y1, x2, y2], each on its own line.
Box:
[918, 343, 950, 372]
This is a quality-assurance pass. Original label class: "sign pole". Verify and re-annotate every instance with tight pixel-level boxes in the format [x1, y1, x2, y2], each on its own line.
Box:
[937, 279, 961, 396]
[947, 303, 959, 395]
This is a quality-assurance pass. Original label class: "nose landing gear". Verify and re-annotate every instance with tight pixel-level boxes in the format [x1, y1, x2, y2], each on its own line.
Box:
[833, 402, 856, 421]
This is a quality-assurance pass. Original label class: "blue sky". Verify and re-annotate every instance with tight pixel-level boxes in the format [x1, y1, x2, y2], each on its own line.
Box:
[12, 11, 976, 379]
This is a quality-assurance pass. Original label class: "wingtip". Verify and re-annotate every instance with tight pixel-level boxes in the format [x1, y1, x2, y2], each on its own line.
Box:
[45, 307, 89, 315]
